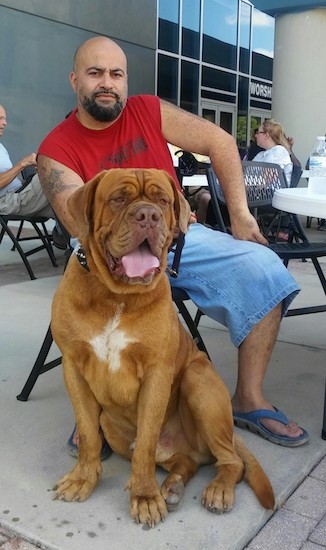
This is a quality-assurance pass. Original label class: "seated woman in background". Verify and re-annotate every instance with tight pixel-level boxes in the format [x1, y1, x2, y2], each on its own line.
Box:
[189, 120, 299, 226]
[253, 119, 293, 185]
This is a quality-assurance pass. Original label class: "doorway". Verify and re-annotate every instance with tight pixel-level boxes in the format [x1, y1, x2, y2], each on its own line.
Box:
[200, 101, 235, 136]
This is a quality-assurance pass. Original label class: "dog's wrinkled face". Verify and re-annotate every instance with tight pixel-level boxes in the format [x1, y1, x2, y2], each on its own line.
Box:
[68, 168, 190, 288]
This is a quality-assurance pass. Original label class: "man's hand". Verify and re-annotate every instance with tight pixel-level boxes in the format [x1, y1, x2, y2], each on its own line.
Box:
[20, 153, 37, 169]
[230, 212, 268, 245]
[189, 211, 197, 224]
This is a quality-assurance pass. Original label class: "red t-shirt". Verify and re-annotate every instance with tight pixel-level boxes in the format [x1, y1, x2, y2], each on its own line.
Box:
[38, 94, 180, 189]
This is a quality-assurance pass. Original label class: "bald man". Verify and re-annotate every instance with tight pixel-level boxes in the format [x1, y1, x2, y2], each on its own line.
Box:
[38, 36, 308, 451]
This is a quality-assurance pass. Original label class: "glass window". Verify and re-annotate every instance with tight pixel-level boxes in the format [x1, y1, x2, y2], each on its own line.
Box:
[202, 90, 236, 103]
[220, 111, 233, 135]
[158, 0, 180, 53]
[251, 8, 274, 79]
[202, 108, 216, 124]
[182, 0, 200, 59]
[237, 76, 249, 153]
[238, 75, 249, 113]
[250, 115, 263, 137]
[239, 1, 251, 74]
[202, 0, 238, 69]
[157, 54, 178, 104]
[180, 60, 199, 113]
[202, 66, 236, 93]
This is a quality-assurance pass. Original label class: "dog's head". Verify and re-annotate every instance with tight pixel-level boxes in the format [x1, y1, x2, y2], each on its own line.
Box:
[67, 168, 190, 291]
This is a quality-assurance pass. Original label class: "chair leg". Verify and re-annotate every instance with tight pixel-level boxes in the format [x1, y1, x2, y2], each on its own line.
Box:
[0, 218, 36, 280]
[194, 309, 203, 327]
[16, 324, 61, 401]
[322, 377, 326, 440]
[11, 220, 24, 250]
[29, 221, 58, 267]
[175, 299, 210, 359]
[321, 380, 326, 440]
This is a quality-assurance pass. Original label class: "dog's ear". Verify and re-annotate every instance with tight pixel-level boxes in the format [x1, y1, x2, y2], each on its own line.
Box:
[169, 178, 191, 234]
[67, 171, 106, 242]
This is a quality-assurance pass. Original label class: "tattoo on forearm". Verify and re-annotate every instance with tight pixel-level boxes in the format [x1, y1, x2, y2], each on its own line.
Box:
[42, 168, 78, 200]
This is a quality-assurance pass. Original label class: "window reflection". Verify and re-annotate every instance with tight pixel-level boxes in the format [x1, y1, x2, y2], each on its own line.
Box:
[202, 66, 236, 93]
[157, 54, 178, 104]
[158, 0, 180, 53]
[157, 0, 273, 150]
[239, 1, 251, 74]
[203, 0, 238, 69]
[181, 60, 199, 113]
[182, 0, 200, 59]
[220, 111, 233, 135]
[237, 76, 249, 154]
[252, 8, 274, 79]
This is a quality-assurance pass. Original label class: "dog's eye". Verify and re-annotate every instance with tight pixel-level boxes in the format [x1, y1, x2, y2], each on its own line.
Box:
[110, 197, 125, 207]
[159, 198, 170, 208]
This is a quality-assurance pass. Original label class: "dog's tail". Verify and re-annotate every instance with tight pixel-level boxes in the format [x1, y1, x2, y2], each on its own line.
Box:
[235, 435, 275, 510]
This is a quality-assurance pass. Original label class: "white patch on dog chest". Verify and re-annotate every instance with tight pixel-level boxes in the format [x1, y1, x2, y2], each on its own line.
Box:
[89, 305, 135, 372]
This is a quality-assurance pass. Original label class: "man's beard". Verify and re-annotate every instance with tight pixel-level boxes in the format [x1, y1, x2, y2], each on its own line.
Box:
[82, 92, 124, 122]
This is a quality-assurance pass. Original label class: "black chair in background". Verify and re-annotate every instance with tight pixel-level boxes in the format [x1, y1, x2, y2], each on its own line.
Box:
[206, 162, 326, 316]
[204, 163, 326, 438]
[0, 167, 57, 279]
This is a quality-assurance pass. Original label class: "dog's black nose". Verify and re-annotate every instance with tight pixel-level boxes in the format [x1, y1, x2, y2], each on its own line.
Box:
[134, 205, 160, 228]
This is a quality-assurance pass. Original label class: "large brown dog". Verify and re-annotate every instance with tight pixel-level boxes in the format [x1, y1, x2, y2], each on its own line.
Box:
[52, 168, 275, 526]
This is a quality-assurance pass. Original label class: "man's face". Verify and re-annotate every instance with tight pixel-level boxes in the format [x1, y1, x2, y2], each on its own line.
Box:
[70, 40, 128, 124]
[0, 106, 7, 136]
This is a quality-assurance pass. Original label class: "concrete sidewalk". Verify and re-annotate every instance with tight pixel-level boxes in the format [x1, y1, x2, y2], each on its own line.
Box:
[0, 223, 326, 549]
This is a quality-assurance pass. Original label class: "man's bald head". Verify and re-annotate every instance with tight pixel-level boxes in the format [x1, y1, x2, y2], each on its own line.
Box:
[73, 36, 127, 73]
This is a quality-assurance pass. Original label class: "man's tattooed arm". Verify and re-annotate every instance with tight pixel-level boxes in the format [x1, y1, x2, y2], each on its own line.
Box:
[37, 155, 83, 236]
[41, 166, 78, 201]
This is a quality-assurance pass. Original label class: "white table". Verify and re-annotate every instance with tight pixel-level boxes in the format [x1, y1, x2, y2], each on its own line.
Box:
[272, 188, 326, 218]
[182, 174, 208, 187]
[301, 169, 310, 179]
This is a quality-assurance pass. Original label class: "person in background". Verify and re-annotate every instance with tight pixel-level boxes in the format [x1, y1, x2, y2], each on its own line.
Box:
[0, 104, 53, 218]
[244, 128, 264, 161]
[253, 119, 293, 185]
[0, 104, 66, 248]
[37, 36, 308, 458]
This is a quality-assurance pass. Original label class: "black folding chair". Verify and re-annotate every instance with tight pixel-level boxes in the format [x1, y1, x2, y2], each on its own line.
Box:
[0, 167, 57, 279]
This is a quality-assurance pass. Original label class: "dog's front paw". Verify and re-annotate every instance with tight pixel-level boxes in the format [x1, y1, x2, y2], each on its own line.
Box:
[129, 494, 168, 527]
[54, 464, 101, 502]
[202, 479, 235, 514]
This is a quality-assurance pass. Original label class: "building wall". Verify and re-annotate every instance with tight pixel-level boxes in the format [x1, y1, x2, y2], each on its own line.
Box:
[0, 1, 156, 161]
[1, 0, 274, 163]
[272, 9, 326, 166]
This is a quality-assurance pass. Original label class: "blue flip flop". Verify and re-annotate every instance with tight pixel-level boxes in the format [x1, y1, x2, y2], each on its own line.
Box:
[66, 426, 112, 460]
[233, 407, 309, 447]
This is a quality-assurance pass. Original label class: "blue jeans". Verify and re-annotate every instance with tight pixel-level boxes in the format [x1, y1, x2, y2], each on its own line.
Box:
[168, 223, 300, 347]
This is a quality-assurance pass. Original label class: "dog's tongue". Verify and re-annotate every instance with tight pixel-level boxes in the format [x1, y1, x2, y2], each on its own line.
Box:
[121, 243, 160, 277]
